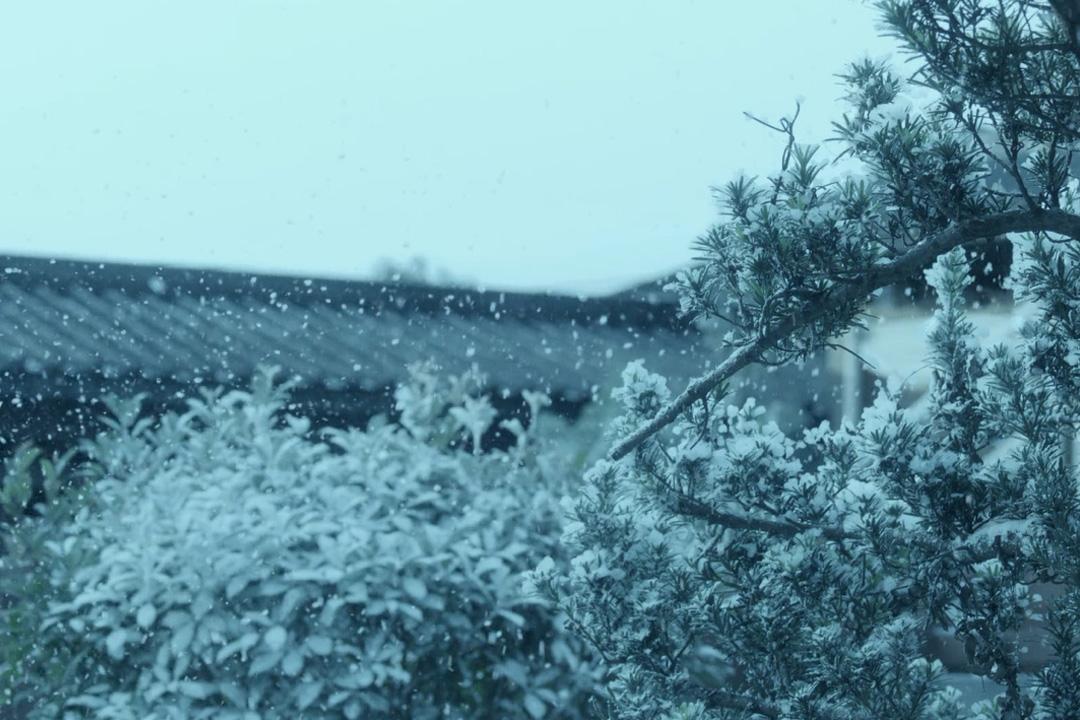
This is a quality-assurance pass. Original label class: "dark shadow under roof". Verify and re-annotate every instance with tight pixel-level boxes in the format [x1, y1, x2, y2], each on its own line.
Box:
[0, 255, 710, 403]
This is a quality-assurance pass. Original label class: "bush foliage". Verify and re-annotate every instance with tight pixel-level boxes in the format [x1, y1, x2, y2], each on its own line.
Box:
[3, 366, 598, 719]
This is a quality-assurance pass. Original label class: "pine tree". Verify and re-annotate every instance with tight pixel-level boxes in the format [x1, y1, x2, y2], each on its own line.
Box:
[529, 2, 1080, 717]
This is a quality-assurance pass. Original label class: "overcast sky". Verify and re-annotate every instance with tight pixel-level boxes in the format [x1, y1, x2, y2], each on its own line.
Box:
[0, 1, 893, 294]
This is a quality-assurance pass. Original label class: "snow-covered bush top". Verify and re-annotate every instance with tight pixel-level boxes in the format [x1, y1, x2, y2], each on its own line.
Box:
[20, 365, 598, 719]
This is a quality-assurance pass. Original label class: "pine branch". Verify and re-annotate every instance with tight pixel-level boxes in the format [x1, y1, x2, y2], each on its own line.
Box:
[608, 208, 1080, 461]
[671, 490, 1022, 564]
[706, 689, 781, 719]
[671, 493, 852, 543]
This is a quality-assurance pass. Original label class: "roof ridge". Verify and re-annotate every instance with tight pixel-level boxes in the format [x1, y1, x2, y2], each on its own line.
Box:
[0, 254, 690, 331]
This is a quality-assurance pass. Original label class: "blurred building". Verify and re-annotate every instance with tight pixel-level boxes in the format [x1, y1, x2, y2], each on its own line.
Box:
[0, 254, 711, 455]
[829, 239, 1021, 424]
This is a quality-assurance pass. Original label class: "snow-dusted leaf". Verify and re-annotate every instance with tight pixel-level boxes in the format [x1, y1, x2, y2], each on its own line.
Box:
[524, 693, 547, 720]
[296, 680, 324, 710]
[496, 609, 526, 627]
[248, 650, 282, 676]
[177, 680, 214, 699]
[225, 576, 248, 600]
[264, 625, 287, 652]
[136, 603, 157, 629]
[402, 577, 427, 600]
[105, 629, 128, 660]
[171, 622, 195, 656]
[306, 634, 333, 656]
[281, 649, 304, 676]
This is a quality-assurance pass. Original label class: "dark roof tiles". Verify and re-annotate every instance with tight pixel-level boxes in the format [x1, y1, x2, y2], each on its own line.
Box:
[0, 255, 708, 399]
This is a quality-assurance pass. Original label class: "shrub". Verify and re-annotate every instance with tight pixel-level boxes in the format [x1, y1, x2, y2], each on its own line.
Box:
[14, 366, 599, 719]
[0, 444, 82, 710]
[532, 253, 1052, 718]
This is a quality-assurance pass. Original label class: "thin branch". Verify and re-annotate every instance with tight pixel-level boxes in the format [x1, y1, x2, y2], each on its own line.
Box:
[745, 102, 802, 203]
[671, 492, 852, 543]
[953, 107, 1034, 206]
[824, 341, 878, 371]
[674, 490, 1022, 566]
[608, 208, 1080, 461]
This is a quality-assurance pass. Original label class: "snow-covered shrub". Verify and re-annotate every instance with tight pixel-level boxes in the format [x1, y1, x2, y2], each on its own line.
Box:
[529, 2, 1080, 717]
[18, 366, 599, 719]
[0, 444, 83, 708]
[535, 250, 1080, 719]
[534, 251, 1064, 718]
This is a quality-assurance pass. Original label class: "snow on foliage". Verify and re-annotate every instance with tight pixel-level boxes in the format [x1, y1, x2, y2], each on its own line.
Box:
[529, 2, 1080, 717]
[7, 2, 1080, 719]
[532, 245, 1080, 719]
[4, 366, 599, 719]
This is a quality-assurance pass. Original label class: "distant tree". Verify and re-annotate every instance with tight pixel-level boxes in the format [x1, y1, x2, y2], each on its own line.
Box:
[371, 256, 464, 286]
[529, 2, 1080, 718]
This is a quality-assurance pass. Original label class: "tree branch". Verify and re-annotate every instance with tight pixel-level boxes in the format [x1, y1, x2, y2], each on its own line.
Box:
[706, 689, 781, 719]
[671, 493, 852, 543]
[672, 488, 1023, 565]
[608, 208, 1080, 461]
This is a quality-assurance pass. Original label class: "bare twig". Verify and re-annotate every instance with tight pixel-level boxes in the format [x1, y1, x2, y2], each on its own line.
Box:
[824, 341, 878, 371]
[744, 101, 802, 174]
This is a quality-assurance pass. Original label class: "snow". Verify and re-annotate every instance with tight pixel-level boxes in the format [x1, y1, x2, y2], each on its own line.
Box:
[15, 368, 599, 717]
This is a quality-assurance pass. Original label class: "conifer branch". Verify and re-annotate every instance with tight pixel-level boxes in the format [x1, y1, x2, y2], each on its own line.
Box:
[671, 493, 852, 543]
[609, 208, 1080, 461]
[706, 689, 781, 719]
[671, 489, 1020, 564]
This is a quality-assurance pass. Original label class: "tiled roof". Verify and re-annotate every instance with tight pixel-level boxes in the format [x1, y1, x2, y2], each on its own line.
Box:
[0, 255, 709, 403]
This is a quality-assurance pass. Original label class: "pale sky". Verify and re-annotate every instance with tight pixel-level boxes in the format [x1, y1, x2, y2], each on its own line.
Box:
[0, 1, 892, 294]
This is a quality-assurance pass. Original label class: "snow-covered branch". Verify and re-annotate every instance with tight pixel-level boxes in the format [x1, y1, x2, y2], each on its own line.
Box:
[670, 492, 852, 543]
[610, 208, 1080, 461]
[706, 690, 781, 719]
[672, 488, 1023, 565]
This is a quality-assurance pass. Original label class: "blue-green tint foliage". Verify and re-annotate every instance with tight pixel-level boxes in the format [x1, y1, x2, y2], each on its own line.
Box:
[4, 366, 598, 719]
